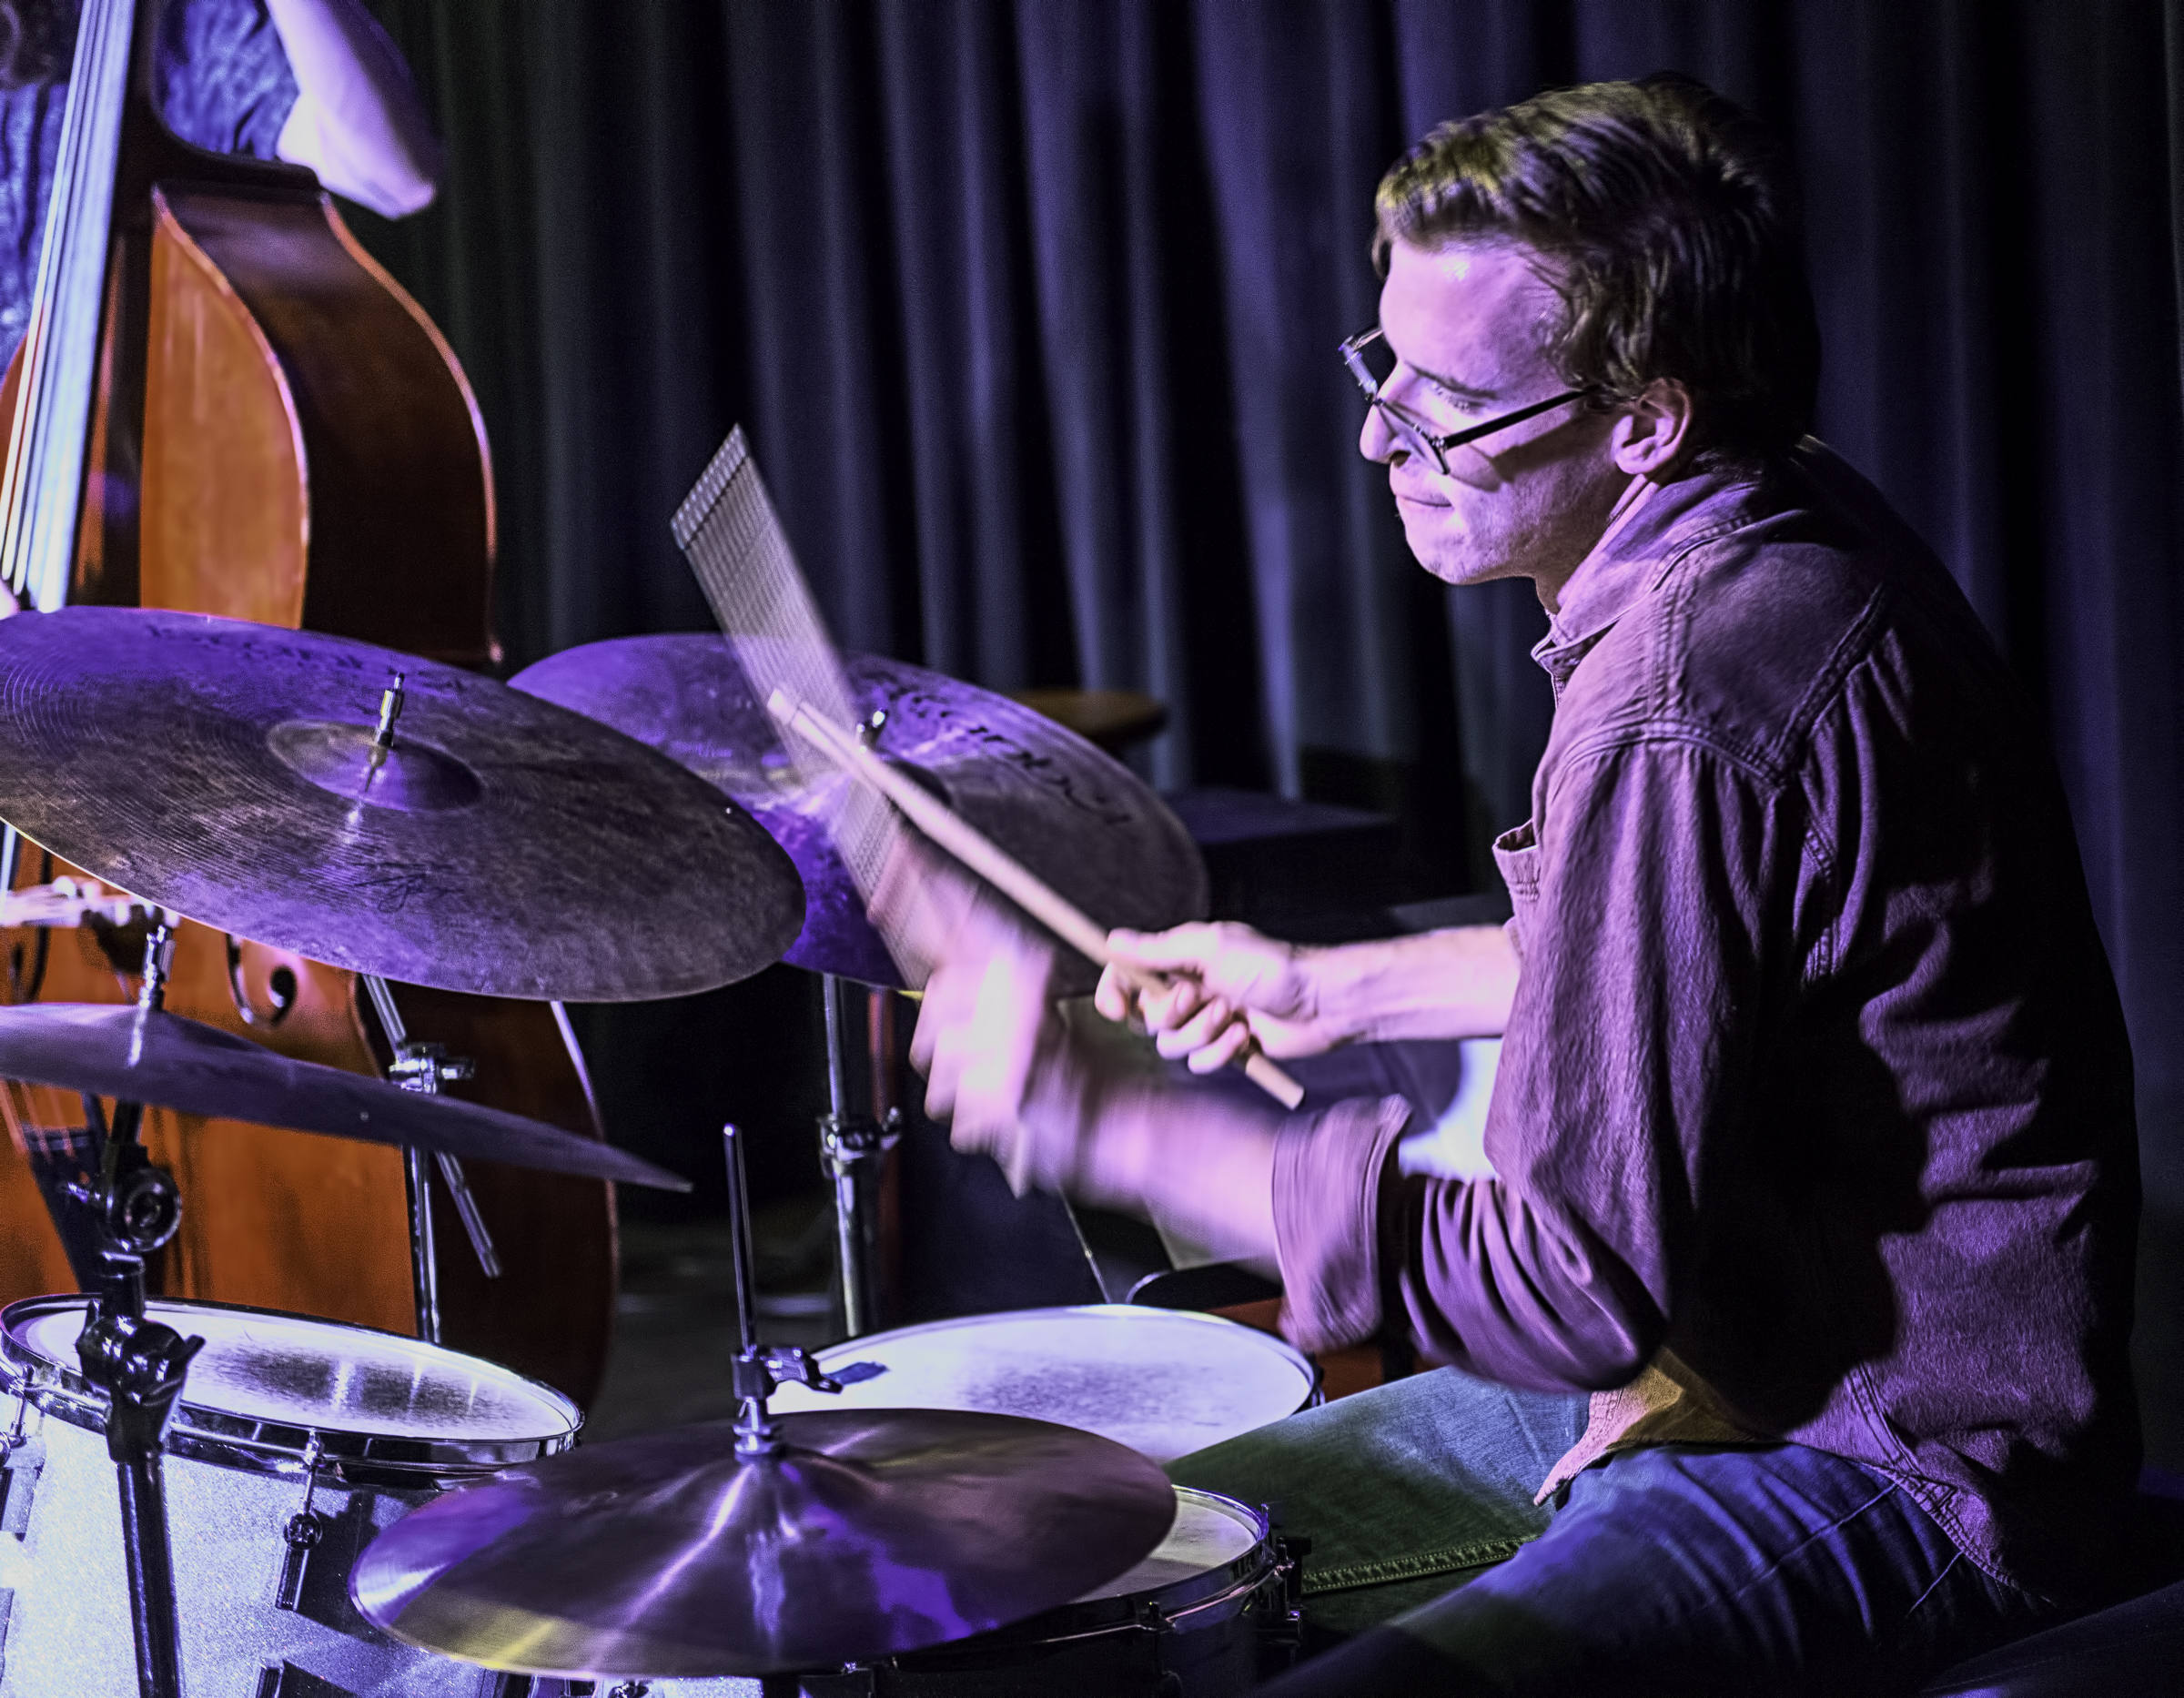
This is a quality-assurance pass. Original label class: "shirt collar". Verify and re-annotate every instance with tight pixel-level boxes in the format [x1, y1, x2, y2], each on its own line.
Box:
[1531, 463, 1765, 688]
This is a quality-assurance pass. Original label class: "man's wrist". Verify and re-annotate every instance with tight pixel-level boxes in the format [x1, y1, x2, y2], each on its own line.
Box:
[1294, 943, 1365, 1046]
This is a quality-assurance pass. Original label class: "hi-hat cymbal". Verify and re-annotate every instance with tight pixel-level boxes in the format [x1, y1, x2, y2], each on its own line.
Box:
[351, 1408, 1177, 1678]
[510, 636, 1208, 989]
[0, 609, 805, 1000]
[0, 1004, 688, 1189]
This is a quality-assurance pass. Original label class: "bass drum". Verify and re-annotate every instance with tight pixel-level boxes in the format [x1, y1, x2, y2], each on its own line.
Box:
[0, 1295, 580, 1696]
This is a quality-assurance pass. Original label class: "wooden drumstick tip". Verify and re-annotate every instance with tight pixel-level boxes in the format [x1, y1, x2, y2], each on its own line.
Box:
[1245, 1048, 1306, 1111]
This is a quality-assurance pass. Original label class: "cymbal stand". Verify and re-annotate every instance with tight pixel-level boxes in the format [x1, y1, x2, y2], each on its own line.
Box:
[361, 974, 501, 1347]
[817, 975, 897, 1339]
[67, 919, 203, 1698]
[723, 1123, 840, 1459]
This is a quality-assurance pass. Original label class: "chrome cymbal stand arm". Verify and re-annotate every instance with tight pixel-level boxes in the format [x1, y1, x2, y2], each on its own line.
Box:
[723, 1123, 839, 1459]
[818, 975, 897, 1339]
[362, 975, 501, 1349]
[70, 921, 199, 1698]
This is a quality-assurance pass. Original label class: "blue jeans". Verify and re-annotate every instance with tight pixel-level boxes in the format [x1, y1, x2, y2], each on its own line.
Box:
[1168, 1366, 2057, 1695]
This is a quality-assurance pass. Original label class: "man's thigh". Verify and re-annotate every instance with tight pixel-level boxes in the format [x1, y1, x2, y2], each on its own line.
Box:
[1264, 1442, 2049, 1696]
[1166, 1365, 1588, 1632]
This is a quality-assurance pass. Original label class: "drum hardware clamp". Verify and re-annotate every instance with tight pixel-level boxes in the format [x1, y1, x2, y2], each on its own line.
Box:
[819, 971, 899, 1339]
[55, 915, 207, 1698]
[725, 1124, 844, 1457]
[363, 973, 503, 1350]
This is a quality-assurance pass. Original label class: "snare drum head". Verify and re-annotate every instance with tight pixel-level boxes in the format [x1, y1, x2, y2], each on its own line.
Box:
[3, 1296, 580, 1446]
[1074, 1487, 1264, 1602]
[768, 1305, 1315, 1461]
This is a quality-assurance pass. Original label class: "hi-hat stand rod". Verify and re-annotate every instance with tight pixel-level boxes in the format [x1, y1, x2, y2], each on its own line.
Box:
[724, 1123, 840, 1459]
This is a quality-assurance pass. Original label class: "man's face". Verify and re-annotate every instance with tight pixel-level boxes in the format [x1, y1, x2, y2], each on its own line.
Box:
[1366, 239, 1628, 602]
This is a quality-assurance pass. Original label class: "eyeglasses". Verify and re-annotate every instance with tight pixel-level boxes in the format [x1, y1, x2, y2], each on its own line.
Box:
[1339, 327, 1597, 477]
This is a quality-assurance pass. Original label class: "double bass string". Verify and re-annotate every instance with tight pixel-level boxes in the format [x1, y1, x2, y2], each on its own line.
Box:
[0, 0, 137, 612]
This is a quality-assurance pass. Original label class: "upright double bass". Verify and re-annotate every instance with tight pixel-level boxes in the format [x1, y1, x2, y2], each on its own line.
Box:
[0, 0, 616, 1403]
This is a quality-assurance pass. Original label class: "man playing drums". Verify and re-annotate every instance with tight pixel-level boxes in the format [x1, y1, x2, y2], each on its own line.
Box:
[901, 74, 2140, 1695]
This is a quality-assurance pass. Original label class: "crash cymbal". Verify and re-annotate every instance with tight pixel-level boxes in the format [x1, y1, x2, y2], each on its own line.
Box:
[0, 1004, 688, 1189]
[0, 608, 805, 1000]
[351, 1407, 1176, 1678]
[509, 636, 1208, 989]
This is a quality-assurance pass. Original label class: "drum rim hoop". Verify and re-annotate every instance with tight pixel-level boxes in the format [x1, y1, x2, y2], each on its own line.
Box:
[896, 1486, 1275, 1663]
[0, 1293, 581, 1480]
[814, 1303, 1315, 1376]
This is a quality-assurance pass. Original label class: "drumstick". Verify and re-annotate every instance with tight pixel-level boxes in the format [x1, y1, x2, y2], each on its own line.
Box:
[770, 692, 1307, 1112]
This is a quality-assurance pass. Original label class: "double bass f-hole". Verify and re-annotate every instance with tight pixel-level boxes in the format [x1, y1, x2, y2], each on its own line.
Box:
[223, 935, 298, 1028]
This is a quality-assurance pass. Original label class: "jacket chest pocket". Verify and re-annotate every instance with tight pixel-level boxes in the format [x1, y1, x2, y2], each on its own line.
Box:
[1492, 820, 1542, 959]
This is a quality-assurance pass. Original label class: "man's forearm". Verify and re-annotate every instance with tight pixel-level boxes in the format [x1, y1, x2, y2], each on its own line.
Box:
[1310, 923, 1519, 1045]
[1066, 1077, 1281, 1267]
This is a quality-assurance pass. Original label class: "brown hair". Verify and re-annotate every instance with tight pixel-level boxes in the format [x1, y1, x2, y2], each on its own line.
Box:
[1375, 74, 1819, 470]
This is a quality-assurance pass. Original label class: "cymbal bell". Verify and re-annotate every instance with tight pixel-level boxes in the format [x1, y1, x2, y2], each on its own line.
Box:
[0, 1003, 689, 1190]
[350, 1408, 1178, 1678]
[0, 608, 806, 1001]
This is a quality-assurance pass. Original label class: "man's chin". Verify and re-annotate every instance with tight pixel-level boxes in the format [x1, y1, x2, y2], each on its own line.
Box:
[1402, 522, 1509, 588]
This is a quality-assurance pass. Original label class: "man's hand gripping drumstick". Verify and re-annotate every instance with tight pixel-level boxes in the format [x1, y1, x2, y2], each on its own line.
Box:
[768, 691, 1307, 1111]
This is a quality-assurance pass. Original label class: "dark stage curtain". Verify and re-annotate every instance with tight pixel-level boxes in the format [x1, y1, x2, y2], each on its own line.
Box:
[349, 1, 2184, 1460]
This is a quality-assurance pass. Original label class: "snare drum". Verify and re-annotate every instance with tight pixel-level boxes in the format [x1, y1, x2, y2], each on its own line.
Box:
[653, 1487, 1299, 1698]
[767, 1306, 1319, 1461]
[0, 1296, 581, 1698]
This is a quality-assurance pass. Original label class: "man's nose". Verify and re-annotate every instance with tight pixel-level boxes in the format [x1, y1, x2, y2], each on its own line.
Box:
[1360, 399, 1405, 466]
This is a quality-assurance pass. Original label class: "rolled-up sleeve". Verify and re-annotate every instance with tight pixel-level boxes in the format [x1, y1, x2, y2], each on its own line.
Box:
[1393, 737, 1797, 1392]
[1270, 1095, 1411, 1353]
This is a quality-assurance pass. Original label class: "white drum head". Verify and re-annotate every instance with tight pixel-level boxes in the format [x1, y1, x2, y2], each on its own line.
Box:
[1074, 1488, 1264, 1602]
[769, 1305, 1315, 1461]
[6, 1298, 579, 1445]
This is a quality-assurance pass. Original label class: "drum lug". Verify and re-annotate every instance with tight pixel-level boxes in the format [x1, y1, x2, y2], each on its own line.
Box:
[0, 1436, 41, 1537]
[1257, 1530, 1313, 1675]
[273, 1511, 327, 1612]
[274, 1438, 328, 1612]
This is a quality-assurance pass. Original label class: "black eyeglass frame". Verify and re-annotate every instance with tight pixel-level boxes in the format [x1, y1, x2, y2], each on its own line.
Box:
[1340, 327, 1601, 475]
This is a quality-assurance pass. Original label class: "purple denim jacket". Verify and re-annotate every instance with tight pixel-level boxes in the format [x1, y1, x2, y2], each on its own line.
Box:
[1272, 443, 2140, 1600]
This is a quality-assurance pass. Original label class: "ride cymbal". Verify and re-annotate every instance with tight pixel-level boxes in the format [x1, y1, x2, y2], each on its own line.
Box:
[0, 608, 804, 1000]
[510, 636, 1207, 988]
[0, 1004, 688, 1189]
[351, 1408, 1178, 1679]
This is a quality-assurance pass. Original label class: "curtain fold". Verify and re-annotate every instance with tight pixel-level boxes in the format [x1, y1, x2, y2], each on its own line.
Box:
[350, 0, 2184, 1425]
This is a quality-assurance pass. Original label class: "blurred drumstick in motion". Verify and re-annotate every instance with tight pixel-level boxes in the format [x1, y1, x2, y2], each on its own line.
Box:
[670, 426, 1301, 1109]
[773, 692, 1306, 1112]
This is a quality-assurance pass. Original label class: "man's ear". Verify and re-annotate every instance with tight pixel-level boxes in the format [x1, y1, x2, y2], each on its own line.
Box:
[1609, 378, 1695, 477]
